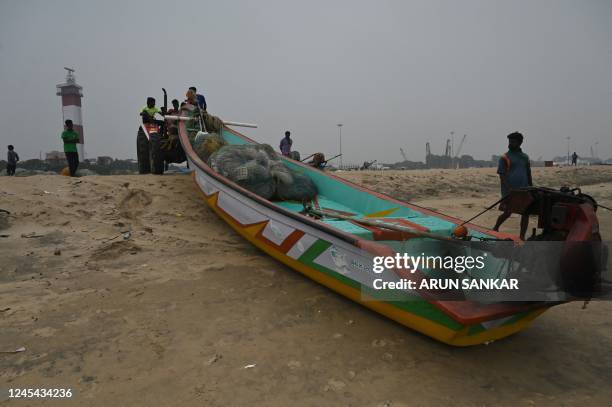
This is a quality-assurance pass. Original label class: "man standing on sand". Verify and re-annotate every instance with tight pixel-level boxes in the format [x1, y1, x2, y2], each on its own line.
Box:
[493, 131, 533, 240]
[61, 120, 80, 177]
[572, 152, 578, 166]
[280, 131, 292, 157]
[6, 145, 19, 176]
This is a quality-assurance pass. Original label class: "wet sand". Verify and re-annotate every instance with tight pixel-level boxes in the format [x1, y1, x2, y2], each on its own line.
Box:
[1, 166, 611, 406]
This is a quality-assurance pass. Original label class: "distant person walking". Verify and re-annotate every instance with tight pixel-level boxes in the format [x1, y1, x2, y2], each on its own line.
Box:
[280, 131, 292, 157]
[571, 152, 578, 166]
[493, 131, 533, 240]
[6, 145, 19, 176]
[61, 120, 80, 177]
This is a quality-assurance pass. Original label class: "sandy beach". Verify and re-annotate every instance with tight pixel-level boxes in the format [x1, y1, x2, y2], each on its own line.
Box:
[1, 166, 612, 406]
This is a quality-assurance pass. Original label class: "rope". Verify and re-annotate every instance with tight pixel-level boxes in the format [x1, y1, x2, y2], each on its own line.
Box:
[458, 195, 510, 227]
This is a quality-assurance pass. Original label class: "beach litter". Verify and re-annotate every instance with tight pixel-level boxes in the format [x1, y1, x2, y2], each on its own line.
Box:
[0, 346, 26, 354]
[21, 232, 45, 238]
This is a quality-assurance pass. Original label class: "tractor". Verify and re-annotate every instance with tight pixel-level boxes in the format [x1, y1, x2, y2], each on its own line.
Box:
[137, 88, 187, 174]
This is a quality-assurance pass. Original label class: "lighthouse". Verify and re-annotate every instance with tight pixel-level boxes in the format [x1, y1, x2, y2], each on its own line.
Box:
[56, 67, 84, 158]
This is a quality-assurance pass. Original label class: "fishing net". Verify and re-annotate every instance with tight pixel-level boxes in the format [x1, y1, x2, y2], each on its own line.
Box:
[203, 112, 223, 133]
[193, 132, 226, 162]
[270, 161, 293, 186]
[184, 111, 224, 142]
[209, 145, 276, 199]
[208, 144, 317, 201]
[276, 169, 318, 201]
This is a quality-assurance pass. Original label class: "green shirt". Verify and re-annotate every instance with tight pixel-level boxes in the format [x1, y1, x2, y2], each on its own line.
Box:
[141, 106, 161, 118]
[61, 130, 80, 153]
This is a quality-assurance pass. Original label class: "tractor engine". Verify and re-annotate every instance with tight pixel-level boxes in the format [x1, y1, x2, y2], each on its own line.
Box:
[504, 186, 604, 298]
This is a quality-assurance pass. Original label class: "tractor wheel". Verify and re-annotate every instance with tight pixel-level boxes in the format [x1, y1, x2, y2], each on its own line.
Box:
[137, 127, 151, 174]
[150, 133, 165, 175]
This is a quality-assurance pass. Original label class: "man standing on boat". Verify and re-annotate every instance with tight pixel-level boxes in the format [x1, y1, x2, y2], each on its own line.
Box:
[493, 131, 532, 239]
[280, 131, 292, 157]
[189, 86, 207, 111]
[168, 99, 180, 115]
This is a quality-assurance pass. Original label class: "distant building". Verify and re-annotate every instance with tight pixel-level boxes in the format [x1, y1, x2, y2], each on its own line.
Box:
[97, 156, 113, 166]
[45, 151, 64, 161]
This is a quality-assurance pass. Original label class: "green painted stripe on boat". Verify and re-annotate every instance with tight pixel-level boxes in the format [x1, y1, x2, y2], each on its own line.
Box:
[297, 239, 463, 331]
[297, 239, 333, 264]
[501, 310, 531, 326]
[468, 324, 487, 335]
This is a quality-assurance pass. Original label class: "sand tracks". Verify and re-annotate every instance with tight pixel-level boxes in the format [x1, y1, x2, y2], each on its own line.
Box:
[118, 189, 153, 220]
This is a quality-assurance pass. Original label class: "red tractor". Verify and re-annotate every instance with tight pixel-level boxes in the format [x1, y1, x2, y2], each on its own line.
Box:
[137, 89, 186, 174]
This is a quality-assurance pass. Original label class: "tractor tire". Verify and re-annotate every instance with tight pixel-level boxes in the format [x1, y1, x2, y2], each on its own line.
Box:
[150, 133, 165, 175]
[137, 128, 151, 174]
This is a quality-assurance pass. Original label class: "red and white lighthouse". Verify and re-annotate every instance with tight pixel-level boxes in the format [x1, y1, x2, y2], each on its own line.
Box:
[56, 67, 84, 157]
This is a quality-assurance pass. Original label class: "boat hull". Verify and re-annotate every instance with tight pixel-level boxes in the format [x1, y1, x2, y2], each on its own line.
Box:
[188, 156, 548, 346]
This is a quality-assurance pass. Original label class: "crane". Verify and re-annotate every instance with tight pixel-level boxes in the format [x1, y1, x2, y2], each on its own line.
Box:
[454, 134, 467, 158]
[444, 139, 452, 157]
[451, 134, 467, 169]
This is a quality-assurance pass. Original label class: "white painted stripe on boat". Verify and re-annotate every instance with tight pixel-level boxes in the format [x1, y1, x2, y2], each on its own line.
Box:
[196, 170, 268, 225]
[195, 170, 219, 196]
[262, 219, 295, 245]
[195, 167, 269, 225]
[286, 233, 317, 259]
[312, 245, 405, 292]
[217, 189, 268, 226]
[314, 245, 356, 276]
[62, 105, 82, 126]
[481, 315, 514, 330]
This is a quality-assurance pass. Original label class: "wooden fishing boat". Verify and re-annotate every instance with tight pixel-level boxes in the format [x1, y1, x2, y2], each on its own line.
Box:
[175, 117, 567, 346]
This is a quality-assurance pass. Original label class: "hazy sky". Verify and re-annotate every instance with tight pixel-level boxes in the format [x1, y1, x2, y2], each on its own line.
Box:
[1, 0, 611, 164]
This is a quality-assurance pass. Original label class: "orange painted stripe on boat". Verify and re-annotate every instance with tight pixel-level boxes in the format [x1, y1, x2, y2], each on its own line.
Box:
[255, 228, 305, 254]
[364, 207, 399, 218]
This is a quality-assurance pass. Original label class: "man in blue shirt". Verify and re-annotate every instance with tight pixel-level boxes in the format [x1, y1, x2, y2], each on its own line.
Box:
[280, 131, 292, 156]
[189, 86, 207, 111]
[493, 131, 533, 239]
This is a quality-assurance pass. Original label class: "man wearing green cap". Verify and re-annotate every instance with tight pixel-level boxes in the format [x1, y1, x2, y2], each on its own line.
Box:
[493, 131, 532, 239]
